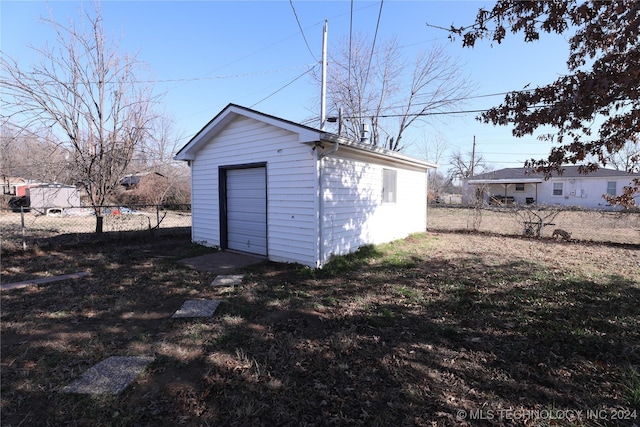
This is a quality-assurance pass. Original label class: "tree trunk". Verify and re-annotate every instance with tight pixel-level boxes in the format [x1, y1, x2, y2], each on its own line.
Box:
[95, 215, 104, 233]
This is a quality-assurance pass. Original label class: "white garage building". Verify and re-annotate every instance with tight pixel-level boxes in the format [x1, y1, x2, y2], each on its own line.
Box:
[174, 104, 436, 268]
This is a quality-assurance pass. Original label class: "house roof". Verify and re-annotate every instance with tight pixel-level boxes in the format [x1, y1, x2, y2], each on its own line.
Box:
[31, 183, 78, 189]
[467, 166, 640, 184]
[174, 103, 436, 170]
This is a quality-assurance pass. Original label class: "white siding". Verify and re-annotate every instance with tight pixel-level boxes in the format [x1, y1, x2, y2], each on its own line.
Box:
[190, 116, 318, 266]
[542, 177, 636, 208]
[478, 177, 639, 208]
[29, 186, 80, 208]
[320, 154, 427, 264]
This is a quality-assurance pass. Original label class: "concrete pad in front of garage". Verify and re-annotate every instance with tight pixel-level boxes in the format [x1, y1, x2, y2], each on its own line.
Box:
[62, 356, 154, 395]
[178, 251, 264, 273]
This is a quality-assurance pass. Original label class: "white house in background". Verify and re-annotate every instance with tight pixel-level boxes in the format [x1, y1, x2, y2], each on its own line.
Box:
[174, 104, 436, 268]
[464, 166, 640, 209]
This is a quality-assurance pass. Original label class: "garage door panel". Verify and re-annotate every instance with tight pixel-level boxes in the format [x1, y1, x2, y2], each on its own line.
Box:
[225, 199, 266, 213]
[226, 167, 267, 256]
[227, 217, 266, 229]
[228, 188, 266, 199]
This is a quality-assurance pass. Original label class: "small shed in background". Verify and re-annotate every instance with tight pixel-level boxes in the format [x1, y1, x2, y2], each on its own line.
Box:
[29, 184, 80, 213]
[175, 104, 436, 268]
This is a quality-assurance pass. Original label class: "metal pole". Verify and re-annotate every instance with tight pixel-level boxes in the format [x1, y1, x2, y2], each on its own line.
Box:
[320, 20, 328, 130]
[21, 206, 27, 251]
[470, 135, 476, 177]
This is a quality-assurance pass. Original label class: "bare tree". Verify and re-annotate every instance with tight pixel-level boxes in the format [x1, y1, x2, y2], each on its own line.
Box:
[420, 132, 449, 199]
[124, 116, 191, 206]
[161, 164, 191, 206]
[0, 4, 160, 232]
[601, 138, 640, 172]
[448, 149, 490, 181]
[0, 123, 70, 183]
[325, 34, 474, 151]
[118, 173, 170, 206]
[131, 115, 180, 169]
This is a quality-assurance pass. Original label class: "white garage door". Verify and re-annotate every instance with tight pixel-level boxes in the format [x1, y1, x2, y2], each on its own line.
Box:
[226, 167, 267, 255]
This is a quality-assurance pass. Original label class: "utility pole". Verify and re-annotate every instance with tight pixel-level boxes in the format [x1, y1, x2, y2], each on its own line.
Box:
[320, 20, 328, 130]
[470, 135, 476, 177]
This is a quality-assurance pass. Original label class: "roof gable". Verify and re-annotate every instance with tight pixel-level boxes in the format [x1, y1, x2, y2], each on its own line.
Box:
[174, 104, 436, 170]
[174, 104, 322, 161]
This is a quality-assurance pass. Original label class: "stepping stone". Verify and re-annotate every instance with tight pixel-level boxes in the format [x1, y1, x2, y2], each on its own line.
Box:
[172, 299, 220, 318]
[211, 274, 244, 287]
[62, 356, 154, 395]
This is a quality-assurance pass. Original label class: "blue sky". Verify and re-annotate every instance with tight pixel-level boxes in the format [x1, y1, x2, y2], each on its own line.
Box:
[1, 1, 571, 173]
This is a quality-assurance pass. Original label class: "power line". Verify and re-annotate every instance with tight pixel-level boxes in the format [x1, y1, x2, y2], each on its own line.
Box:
[1, 64, 317, 86]
[154, 65, 316, 84]
[332, 102, 552, 121]
[338, 108, 488, 120]
[363, 0, 384, 95]
[289, 0, 318, 62]
[250, 65, 318, 108]
[326, 88, 538, 119]
[425, 3, 519, 38]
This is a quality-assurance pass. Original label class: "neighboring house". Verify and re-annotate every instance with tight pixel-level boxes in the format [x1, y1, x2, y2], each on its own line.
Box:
[120, 172, 166, 190]
[119, 171, 170, 205]
[464, 166, 640, 209]
[2, 177, 38, 197]
[174, 104, 436, 268]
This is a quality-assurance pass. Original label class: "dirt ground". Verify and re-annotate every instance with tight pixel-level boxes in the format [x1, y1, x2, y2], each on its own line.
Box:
[1, 232, 639, 426]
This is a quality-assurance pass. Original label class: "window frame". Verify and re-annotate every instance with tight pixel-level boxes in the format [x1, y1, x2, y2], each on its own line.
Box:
[606, 181, 617, 196]
[515, 183, 525, 192]
[382, 168, 397, 204]
[552, 182, 563, 196]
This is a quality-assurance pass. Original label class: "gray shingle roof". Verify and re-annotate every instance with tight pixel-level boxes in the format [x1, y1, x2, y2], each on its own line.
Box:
[468, 166, 640, 183]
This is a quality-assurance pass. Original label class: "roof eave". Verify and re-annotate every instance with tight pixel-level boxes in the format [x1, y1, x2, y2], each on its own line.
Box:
[318, 133, 437, 170]
[467, 178, 544, 184]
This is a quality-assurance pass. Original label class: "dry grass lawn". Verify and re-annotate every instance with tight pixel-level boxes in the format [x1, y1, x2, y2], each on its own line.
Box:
[1, 230, 639, 426]
[428, 206, 640, 245]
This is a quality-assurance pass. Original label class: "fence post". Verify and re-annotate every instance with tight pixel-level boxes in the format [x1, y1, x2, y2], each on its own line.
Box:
[155, 205, 161, 237]
[20, 206, 27, 251]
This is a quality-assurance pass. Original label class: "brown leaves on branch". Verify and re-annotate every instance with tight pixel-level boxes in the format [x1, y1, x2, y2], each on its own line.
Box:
[448, 0, 640, 206]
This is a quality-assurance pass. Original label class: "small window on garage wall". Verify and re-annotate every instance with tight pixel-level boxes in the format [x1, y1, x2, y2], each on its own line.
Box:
[382, 169, 397, 204]
[606, 181, 617, 196]
[515, 183, 525, 192]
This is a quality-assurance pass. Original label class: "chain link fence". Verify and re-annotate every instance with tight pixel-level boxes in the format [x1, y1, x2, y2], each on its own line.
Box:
[1, 204, 191, 252]
[4, 202, 638, 252]
[427, 204, 640, 245]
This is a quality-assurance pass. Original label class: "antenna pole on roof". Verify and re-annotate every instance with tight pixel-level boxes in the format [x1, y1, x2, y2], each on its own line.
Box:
[320, 20, 328, 130]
